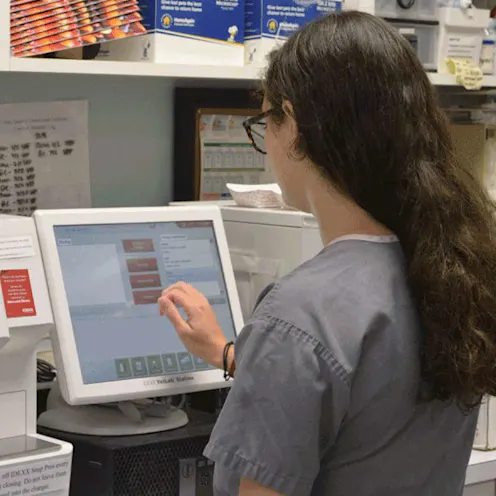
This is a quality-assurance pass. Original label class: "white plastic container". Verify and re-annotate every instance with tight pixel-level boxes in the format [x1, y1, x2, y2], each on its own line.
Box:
[437, 7, 490, 74]
[375, 0, 437, 21]
[480, 35, 496, 75]
[391, 21, 439, 70]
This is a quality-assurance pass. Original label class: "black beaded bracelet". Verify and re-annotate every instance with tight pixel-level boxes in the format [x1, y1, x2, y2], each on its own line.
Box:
[223, 341, 234, 381]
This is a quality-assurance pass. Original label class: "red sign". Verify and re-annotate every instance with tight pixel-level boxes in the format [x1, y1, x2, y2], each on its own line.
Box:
[0, 269, 36, 318]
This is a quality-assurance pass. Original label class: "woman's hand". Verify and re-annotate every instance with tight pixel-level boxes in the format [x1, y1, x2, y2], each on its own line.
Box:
[159, 282, 229, 369]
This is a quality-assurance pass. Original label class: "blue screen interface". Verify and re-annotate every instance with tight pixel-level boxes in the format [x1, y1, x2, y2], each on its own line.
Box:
[53, 221, 237, 384]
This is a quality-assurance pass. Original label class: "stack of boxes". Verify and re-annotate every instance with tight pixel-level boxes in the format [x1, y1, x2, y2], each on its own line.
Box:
[11, 0, 147, 58]
[93, 0, 493, 75]
[244, 0, 343, 65]
[10, 0, 495, 79]
[97, 0, 247, 65]
[96, 0, 343, 65]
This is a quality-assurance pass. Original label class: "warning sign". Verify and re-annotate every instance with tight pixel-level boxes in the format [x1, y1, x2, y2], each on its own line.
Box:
[0, 457, 70, 496]
[0, 270, 36, 318]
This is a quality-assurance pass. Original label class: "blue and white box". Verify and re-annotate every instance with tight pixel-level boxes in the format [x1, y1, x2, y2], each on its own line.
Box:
[245, 0, 342, 65]
[97, 0, 245, 66]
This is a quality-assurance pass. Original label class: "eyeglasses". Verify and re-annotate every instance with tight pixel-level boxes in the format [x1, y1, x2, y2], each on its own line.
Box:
[243, 110, 272, 155]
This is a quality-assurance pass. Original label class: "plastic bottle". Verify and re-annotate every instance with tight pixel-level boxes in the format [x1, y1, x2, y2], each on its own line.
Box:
[481, 17, 496, 75]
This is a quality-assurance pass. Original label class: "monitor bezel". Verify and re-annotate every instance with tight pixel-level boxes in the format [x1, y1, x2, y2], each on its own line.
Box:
[34, 206, 244, 406]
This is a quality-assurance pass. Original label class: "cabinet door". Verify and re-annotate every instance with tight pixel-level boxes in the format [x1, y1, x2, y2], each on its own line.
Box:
[224, 221, 303, 319]
[464, 481, 495, 496]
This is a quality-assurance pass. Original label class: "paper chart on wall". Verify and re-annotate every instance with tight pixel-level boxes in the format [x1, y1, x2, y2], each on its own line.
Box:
[199, 113, 273, 201]
[0, 100, 91, 216]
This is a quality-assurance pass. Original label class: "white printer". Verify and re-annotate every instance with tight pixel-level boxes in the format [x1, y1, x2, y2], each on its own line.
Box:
[170, 202, 323, 318]
[221, 206, 323, 318]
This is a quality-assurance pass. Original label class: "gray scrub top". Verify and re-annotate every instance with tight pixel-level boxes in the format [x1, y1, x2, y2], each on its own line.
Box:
[204, 238, 478, 496]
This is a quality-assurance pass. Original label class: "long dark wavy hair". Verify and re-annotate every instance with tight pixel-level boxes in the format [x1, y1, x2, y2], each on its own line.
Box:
[264, 11, 496, 409]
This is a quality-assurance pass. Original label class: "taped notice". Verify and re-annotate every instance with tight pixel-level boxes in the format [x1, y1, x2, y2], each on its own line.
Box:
[0, 100, 91, 217]
[0, 269, 36, 318]
[446, 57, 483, 91]
[0, 457, 70, 496]
[446, 35, 480, 61]
[0, 237, 34, 260]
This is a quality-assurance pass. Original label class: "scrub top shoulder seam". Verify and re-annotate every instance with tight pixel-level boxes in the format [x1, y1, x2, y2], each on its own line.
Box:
[252, 313, 352, 386]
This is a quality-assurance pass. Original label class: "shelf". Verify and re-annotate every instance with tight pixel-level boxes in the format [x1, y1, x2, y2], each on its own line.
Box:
[467, 450, 496, 486]
[2, 1, 496, 86]
[6, 57, 496, 87]
[429, 72, 496, 88]
[9, 57, 263, 81]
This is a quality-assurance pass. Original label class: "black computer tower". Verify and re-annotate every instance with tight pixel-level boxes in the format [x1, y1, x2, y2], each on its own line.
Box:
[38, 411, 216, 496]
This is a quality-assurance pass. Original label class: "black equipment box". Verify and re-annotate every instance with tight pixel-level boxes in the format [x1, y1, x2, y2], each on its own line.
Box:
[38, 411, 216, 496]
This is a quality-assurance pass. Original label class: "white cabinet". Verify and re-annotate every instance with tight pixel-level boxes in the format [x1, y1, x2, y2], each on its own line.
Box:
[221, 206, 322, 319]
[466, 451, 496, 495]
[464, 482, 495, 496]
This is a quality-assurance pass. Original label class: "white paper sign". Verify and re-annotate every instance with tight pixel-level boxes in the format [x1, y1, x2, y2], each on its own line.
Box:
[0, 100, 91, 216]
[446, 35, 480, 61]
[0, 236, 34, 260]
[0, 457, 70, 496]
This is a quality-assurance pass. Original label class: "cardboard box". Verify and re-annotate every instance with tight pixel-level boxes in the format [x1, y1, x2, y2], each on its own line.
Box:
[96, 0, 245, 66]
[245, 0, 342, 65]
[11, 0, 147, 58]
[474, 396, 496, 451]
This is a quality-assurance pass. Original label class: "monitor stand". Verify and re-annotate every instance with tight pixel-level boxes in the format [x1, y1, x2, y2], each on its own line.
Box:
[37, 382, 189, 436]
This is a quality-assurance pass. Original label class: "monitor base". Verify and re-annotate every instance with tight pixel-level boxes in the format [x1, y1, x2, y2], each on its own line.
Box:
[38, 382, 189, 436]
[38, 405, 189, 436]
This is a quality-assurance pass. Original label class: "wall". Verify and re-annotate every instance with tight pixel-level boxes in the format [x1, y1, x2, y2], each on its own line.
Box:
[0, 72, 174, 208]
[1, 1, 492, 208]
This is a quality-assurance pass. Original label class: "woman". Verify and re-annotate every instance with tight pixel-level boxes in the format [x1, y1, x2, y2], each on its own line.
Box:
[159, 11, 496, 496]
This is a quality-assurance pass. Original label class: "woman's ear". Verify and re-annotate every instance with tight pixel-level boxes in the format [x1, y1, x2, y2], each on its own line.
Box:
[282, 100, 294, 119]
[282, 100, 300, 155]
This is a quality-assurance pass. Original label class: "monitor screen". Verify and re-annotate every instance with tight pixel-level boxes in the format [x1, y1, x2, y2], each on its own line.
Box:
[52, 220, 237, 385]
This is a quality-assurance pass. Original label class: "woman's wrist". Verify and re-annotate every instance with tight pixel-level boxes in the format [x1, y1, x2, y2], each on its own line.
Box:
[227, 345, 235, 376]
[212, 341, 235, 371]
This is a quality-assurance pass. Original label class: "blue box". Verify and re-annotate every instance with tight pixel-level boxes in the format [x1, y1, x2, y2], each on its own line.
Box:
[98, 0, 245, 66]
[245, 0, 342, 64]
